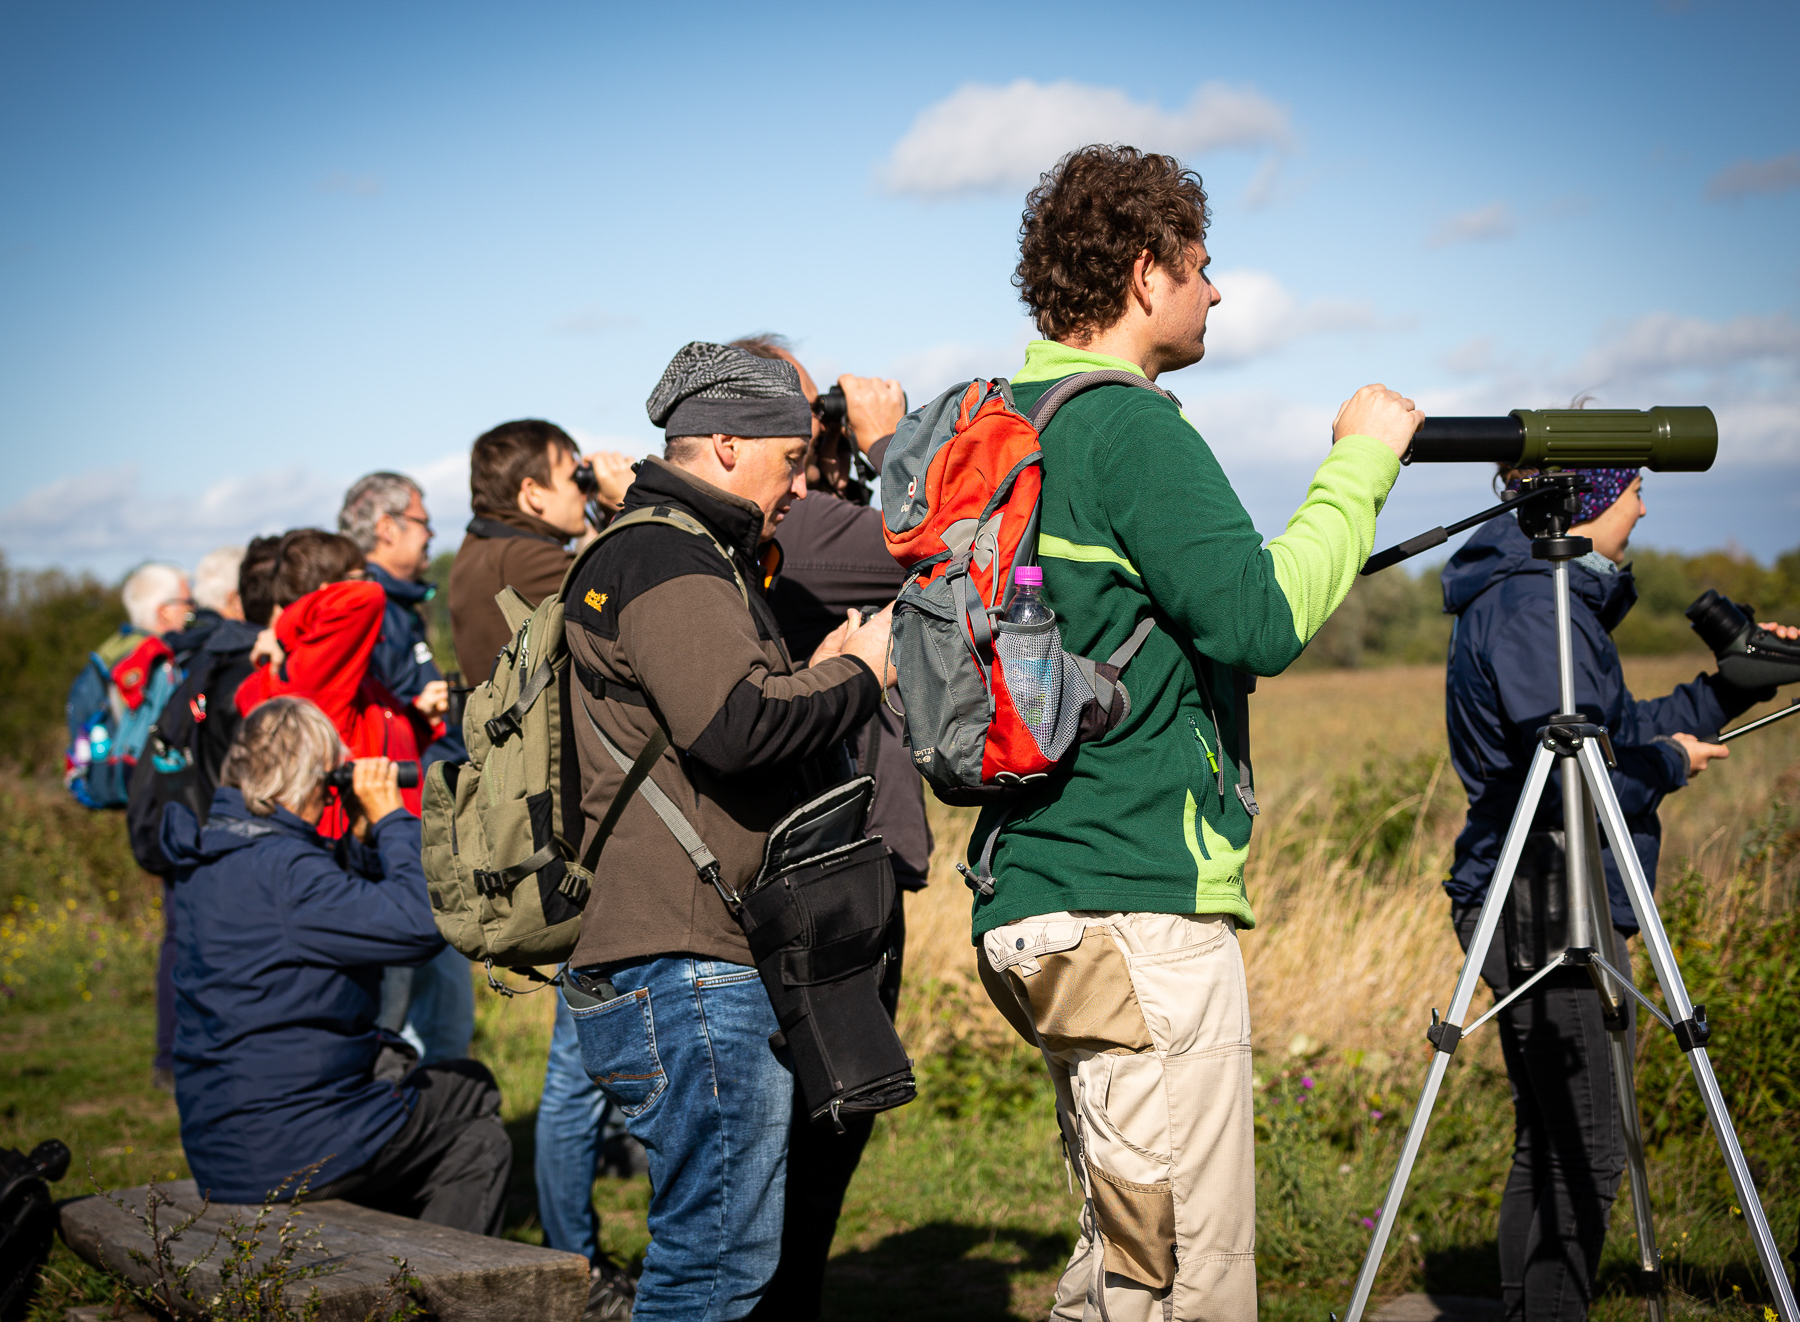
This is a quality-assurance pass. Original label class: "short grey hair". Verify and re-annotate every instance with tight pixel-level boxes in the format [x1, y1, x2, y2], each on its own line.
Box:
[121, 563, 188, 632]
[193, 546, 245, 613]
[339, 472, 422, 553]
[220, 697, 346, 817]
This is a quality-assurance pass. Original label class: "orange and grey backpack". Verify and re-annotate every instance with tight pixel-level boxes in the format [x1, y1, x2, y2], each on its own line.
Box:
[880, 371, 1172, 883]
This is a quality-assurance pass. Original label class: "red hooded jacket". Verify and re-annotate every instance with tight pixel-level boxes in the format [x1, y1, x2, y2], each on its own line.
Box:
[235, 580, 436, 836]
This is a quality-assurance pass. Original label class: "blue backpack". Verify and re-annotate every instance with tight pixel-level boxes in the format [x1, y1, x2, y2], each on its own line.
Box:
[65, 629, 183, 810]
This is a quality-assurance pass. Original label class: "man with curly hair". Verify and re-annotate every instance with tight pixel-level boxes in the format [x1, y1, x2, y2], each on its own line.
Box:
[971, 144, 1423, 1321]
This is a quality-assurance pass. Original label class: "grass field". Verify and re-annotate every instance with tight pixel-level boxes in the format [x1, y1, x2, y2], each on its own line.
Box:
[6, 654, 1797, 1320]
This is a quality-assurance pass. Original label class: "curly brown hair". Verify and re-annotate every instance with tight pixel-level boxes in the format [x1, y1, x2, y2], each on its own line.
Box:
[1013, 145, 1211, 341]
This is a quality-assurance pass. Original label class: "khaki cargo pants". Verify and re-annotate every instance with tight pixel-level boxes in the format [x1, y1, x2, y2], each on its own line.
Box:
[979, 911, 1255, 1322]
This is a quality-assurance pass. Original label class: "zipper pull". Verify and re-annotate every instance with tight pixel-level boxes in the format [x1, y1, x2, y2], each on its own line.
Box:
[1189, 716, 1225, 807]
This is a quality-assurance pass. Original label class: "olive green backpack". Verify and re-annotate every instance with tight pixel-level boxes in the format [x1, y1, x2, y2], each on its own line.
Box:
[421, 506, 746, 992]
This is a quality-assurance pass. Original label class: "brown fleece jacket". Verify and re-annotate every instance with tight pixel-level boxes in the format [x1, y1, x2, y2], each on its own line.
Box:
[448, 509, 574, 682]
[564, 458, 882, 968]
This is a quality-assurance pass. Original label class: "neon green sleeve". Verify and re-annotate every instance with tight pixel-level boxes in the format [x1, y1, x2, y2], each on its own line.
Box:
[1267, 435, 1401, 644]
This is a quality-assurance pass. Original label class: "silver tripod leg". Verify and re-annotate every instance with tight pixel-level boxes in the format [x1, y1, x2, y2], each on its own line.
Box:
[1341, 744, 1558, 1322]
[1578, 738, 1799, 1322]
[1610, 1029, 1666, 1322]
[1568, 771, 1667, 1322]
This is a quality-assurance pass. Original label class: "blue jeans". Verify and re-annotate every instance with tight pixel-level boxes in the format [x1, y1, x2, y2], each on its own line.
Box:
[568, 955, 792, 1322]
[536, 996, 607, 1261]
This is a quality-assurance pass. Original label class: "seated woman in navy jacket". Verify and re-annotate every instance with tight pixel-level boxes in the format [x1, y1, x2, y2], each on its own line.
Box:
[164, 695, 510, 1235]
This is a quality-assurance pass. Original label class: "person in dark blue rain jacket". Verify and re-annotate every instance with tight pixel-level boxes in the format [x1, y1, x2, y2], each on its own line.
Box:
[163, 695, 510, 1233]
[1439, 467, 1777, 1322]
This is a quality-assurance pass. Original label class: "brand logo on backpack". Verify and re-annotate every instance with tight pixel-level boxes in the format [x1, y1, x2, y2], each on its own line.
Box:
[583, 590, 609, 612]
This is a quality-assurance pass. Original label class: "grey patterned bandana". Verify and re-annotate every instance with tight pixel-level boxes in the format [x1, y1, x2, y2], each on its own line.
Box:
[646, 341, 813, 438]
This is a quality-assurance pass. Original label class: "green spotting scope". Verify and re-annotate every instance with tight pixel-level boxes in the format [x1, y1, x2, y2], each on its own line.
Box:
[1404, 406, 1716, 471]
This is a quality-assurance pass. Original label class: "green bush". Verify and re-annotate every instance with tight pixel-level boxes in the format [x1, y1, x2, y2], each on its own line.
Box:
[0, 554, 127, 774]
[1295, 542, 1800, 669]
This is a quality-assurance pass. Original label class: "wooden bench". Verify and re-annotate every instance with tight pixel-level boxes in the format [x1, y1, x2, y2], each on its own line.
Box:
[59, 1180, 589, 1322]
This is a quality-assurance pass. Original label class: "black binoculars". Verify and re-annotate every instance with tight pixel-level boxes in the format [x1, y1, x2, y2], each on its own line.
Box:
[323, 760, 421, 792]
[1687, 591, 1800, 690]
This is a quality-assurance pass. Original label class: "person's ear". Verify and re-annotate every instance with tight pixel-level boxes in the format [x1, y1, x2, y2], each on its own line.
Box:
[1130, 249, 1156, 316]
[713, 434, 740, 472]
[518, 477, 544, 517]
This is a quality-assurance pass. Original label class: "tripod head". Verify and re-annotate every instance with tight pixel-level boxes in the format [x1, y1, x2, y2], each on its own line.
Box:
[1512, 472, 1592, 559]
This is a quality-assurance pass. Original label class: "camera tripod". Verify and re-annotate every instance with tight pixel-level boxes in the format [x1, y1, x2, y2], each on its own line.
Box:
[1340, 473, 1797, 1322]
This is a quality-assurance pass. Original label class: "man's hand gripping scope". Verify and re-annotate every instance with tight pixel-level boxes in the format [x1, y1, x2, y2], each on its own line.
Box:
[1333, 384, 1426, 459]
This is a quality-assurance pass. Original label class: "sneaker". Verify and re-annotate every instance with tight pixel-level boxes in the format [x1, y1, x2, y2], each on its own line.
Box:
[152, 1067, 176, 1095]
[582, 1260, 637, 1322]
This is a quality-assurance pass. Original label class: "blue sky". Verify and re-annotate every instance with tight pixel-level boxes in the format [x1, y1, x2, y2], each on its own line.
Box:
[2, 0, 1796, 578]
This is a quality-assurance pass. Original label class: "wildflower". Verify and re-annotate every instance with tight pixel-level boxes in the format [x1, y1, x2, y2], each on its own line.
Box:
[1360, 1217, 1375, 1229]
[1301, 1076, 1314, 1089]
[1370, 1110, 1384, 1121]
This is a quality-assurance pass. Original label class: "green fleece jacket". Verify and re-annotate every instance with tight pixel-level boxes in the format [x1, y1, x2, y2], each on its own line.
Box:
[968, 340, 1401, 939]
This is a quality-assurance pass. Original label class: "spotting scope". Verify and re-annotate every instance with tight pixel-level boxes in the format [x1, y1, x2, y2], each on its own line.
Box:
[1404, 406, 1716, 471]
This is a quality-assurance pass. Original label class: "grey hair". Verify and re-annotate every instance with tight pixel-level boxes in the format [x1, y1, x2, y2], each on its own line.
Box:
[664, 435, 710, 464]
[193, 546, 245, 613]
[121, 563, 187, 632]
[339, 472, 422, 553]
[220, 697, 346, 817]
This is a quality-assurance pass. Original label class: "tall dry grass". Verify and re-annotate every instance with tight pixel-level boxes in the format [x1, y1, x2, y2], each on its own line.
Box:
[900, 655, 1800, 1069]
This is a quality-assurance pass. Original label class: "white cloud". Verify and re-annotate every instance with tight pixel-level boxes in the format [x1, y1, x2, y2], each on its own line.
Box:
[0, 464, 342, 569]
[881, 80, 1290, 197]
[1204, 269, 1377, 365]
[318, 172, 381, 197]
[1426, 201, 1517, 248]
[1706, 151, 1800, 201]
[1417, 310, 1800, 466]
[1576, 311, 1800, 384]
[887, 341, 1019, 401]
[549, 307, 638, 336]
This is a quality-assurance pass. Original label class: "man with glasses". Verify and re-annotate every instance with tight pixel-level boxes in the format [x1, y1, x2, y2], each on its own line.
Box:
[339, 472, 473, 1070]
[340, 472, 452, 732]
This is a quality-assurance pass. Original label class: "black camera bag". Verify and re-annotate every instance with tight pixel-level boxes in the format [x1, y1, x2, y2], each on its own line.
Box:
[740, 831, 914, 1129]
[0, 1139, 70, 1322]
[582, 725, 917, 1130]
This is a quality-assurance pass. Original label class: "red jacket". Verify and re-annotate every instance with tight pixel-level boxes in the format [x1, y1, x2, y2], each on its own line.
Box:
[236, 580, 434, 836]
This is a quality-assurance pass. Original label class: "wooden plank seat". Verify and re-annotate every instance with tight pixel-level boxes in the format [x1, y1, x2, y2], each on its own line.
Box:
[59, 1180, 589, 1322]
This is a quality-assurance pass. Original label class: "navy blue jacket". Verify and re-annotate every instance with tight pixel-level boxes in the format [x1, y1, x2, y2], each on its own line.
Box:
[366, 563, 465, 766]
[163, 787, 445, 1202]
[366, 563, 441, 702]
[1441, 517, 1762, 930]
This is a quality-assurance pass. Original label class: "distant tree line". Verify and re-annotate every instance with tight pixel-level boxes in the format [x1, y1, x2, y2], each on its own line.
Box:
[1296, 542, 1800, 670]
[3, 541, 1797, 777]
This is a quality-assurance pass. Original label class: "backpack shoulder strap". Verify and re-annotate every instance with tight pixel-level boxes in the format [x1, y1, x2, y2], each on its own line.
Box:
[1026, 369, 1178, 434]
[559, 505, 751, 609]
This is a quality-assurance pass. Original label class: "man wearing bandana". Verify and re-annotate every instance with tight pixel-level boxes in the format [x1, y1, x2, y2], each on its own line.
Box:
[1438, 464, 1791, 1321]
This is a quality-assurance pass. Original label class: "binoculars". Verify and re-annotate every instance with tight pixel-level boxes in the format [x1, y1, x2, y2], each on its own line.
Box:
[323, 760, 421, 792]
[1406, 407, 1716, 472]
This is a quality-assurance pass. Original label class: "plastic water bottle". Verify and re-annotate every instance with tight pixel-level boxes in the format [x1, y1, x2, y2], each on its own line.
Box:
[1005, 566, 1057, 729]
[1006, 566, 1053, 627]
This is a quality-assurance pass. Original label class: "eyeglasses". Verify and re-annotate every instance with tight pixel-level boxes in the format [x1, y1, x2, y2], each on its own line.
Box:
[393, 512, 434, 537]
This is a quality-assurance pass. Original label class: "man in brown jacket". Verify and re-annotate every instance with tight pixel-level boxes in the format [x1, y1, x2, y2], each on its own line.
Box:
[446, 419, 632, 683]
[561, 341, 891, 1322]
[444, 417, 643, 1314]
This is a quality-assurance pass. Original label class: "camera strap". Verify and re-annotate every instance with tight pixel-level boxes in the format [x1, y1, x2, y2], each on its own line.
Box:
[582, 708, 728, 906]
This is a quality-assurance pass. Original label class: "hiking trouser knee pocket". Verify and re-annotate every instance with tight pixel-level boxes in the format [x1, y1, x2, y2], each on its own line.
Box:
[1074, 1051, 1177, 1290]
[568, 985, 666, 1116]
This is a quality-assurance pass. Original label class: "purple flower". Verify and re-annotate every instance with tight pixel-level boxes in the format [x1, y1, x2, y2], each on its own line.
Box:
[1370, 1110, 1383, 1121]
[1360, 1217, 1375, 1229]
[1301, 1076, 1314, 1089]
